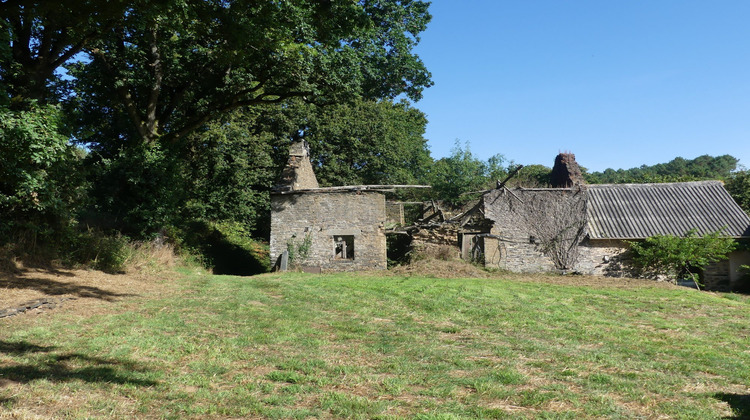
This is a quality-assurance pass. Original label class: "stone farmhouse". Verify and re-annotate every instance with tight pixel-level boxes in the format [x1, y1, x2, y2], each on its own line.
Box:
[269, 141, 427, 272]
[473, 181, 750, 289]
[456, 154, 750, 290]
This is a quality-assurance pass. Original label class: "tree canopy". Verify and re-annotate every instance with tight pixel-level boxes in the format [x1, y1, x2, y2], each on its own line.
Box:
[585, 155, 738, 184]
[63, 0, 432, 150]
[1, 0, 435, 260]
[302, 99, 431, 187]
[725, 168, 750, 215]
[0, 0, 131, 106]
[427, 141, 506, 205]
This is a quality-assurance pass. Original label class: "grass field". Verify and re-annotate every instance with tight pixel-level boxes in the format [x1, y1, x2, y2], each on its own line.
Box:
[2, 269, 750, 419]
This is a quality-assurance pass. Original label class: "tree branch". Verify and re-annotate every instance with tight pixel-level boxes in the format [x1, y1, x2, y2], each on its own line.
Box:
[89, 41, 149, 142]
[162, 90, 312, 144]
[145, 23, 162, 137]
[9, 10, 32, 67]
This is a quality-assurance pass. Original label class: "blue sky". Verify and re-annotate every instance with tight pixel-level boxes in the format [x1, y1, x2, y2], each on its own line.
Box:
[413, 1, 750, 172]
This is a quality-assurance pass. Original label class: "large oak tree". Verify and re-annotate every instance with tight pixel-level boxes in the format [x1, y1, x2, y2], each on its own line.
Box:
[3, 0, 435, 239]
[66, 0, 432, 150]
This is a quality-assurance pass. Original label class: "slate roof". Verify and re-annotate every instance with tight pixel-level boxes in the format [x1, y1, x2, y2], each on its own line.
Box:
[586, 181, 750, 239]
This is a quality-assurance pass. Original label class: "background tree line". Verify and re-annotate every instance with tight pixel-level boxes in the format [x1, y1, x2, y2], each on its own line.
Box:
[1, 0, 748, 274]
[584, 156, 750, 215]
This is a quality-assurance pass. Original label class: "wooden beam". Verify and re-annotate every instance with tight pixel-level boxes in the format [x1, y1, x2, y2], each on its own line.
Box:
[273, 184, 431, 195]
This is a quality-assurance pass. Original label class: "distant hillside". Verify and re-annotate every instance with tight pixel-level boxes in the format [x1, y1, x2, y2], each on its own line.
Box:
[584, 155, 738, 184]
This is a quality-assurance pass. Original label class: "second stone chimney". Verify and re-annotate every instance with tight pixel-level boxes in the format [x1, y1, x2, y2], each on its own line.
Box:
[550, 153, 586, 188]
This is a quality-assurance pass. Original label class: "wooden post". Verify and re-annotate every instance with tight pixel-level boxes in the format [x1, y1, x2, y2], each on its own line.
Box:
[280, 250, 289, 271]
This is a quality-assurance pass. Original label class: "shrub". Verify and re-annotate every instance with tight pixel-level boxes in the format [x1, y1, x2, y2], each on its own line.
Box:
[286, 232, 312, 268]
[61, 229, 133, 274]
[629, 229, 736, 289]
[0, 104, 86, 244]
[87, 142, 183, 239]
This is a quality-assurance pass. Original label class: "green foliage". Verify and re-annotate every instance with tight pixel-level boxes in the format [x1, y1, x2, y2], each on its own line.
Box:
[505, 164, 552, 188]
[181, 109, 277, 237]
[286, 232, 313, 268]
[67, 0, 432, 147]
[1, 0, 130, 105]
[62, 230, 132, 274]
[629, 229, 737, 289]
[427, 141, 506, 205]
[0, 104, 86, 241]
[59, 0, 434, 240]
[725, 168, 750, 214]
[179, 220, 270, 276]
[2, 0, 436, 264]
[586, 155, 739, 184]
[87, 142, 183, 239]
[302, 99, 432, 187]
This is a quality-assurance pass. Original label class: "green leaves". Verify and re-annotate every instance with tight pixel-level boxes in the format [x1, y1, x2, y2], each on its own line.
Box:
[0, 105, 81, 213]
[629, 229, 737, 288]
[586, 155, 739, 184]
[427, 141, 507, 205]
[181, 109, 276, 235]
[725, 168, 750, 215]
[68, 0, 433, 147]
[0, 104, 86, 243]
[302, 99, 431, 187]
[2, 0, 436, 246]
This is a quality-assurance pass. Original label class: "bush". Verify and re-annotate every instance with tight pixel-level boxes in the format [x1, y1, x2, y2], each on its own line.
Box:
[60, 229, 133, 274]
[629, 229, 736, 289]
[0, 104, 86, 244]
[87, 142, 183, 239]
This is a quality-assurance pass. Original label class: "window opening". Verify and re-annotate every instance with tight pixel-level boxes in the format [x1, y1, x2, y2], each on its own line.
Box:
[334, 236, 355, 260]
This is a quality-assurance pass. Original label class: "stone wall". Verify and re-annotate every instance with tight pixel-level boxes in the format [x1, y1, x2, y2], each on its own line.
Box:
[729, 250, 750, 290]
[705, 250, 750, 291]
[577, 239, 631, 276]
[386, 202, 404, 226]
[704, 260, 731, 291]
[479, 188, 749, 287]
[270, 191, 386, 271]
[410, 224, 461, 260]
[482, 189, 557, 272]
[481, 189, 628, 274]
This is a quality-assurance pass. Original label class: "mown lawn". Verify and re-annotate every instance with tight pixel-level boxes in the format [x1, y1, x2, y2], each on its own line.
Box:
[2, 271, 750, 419]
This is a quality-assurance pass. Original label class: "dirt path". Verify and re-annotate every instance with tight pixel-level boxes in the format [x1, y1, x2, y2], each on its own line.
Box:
[0, 263, 180, 321]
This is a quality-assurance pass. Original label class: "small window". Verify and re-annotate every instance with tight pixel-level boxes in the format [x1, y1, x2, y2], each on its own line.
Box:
[333, 235, 355, 260]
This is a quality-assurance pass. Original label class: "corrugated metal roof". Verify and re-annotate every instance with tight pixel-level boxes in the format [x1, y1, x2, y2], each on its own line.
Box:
[586, 181, 750, 239]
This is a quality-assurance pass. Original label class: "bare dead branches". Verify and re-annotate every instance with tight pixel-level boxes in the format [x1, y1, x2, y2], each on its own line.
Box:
[516, 187, 588, 271]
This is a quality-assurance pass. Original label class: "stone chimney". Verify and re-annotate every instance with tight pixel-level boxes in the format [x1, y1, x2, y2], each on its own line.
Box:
[550, 153, 586, 188]
[274, 141, 319, 192]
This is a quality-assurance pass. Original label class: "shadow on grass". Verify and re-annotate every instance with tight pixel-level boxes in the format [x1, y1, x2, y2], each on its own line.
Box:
[0, 340, 53, 355]
[184, 220, 270, 276]
[715, 393, 750, 419]
[0, 340, 157, 387]
[0, 275, 137, 302]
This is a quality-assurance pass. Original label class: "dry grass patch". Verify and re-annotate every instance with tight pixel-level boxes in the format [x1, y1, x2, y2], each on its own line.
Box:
[0, 265, 178, 321]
